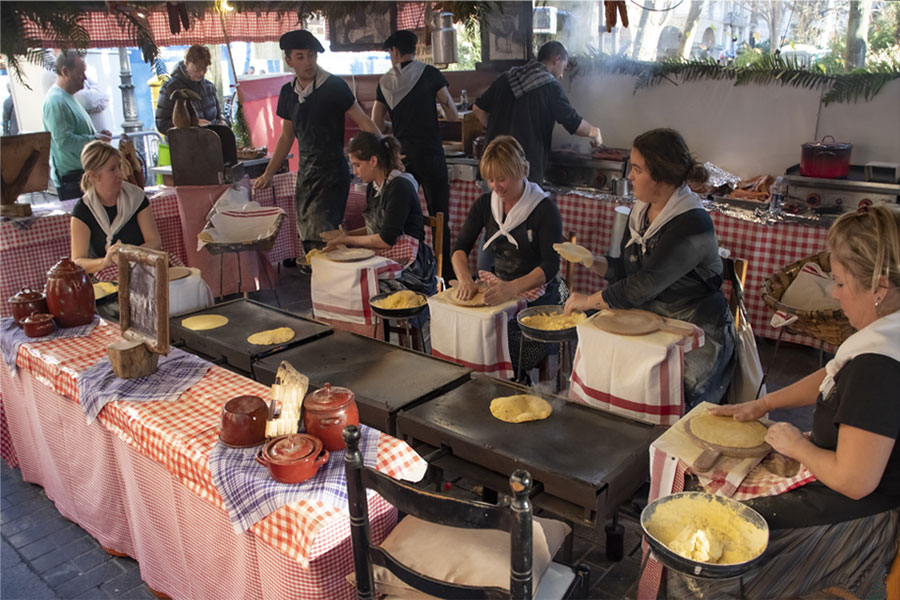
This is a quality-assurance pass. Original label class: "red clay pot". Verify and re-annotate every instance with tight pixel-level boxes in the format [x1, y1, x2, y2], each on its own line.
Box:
[257, 434, 329, 484]
[303, 383, 359, 451]
[45, 258, 95, 328]
[8, 288, 49, 328]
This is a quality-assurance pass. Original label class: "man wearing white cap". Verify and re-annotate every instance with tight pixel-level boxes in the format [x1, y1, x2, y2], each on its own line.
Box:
[254, 30, 380, 254]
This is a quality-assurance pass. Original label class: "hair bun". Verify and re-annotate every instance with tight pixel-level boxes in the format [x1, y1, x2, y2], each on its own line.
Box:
[687, 161, 709, 184]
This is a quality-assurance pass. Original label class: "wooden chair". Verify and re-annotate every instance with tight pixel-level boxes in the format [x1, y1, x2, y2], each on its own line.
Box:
[424, 211, 444, 292]
[343, 426, 590, 600]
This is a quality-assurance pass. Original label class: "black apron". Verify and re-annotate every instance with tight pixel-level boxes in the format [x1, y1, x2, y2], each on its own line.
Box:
[290, 79, 351, 242]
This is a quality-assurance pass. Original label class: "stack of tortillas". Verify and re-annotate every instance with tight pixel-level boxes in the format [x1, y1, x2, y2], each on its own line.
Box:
[490, 395, 552, 423]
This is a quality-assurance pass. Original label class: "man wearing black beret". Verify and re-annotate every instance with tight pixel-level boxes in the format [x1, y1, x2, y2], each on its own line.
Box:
[371, 30, 459, 280]
[254, 30, 380, 254]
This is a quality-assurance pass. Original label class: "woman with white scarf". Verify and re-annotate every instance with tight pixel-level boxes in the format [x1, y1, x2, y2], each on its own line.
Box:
[564, 128, 736, 407]
[673, 205, 900, 598]
[70, 141, 160, 274]
[452, 136, 564, 380]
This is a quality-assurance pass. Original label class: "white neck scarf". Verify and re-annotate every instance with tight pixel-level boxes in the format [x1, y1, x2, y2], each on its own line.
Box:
[82, 181, 146, 251]
[820, 311, 900, 398]
[293, 67, 332, 104]
[482, 180, 546, 251]
[373, 169, 418, 197]
[626, 185, 703, 252]
[378, 60, 426, 110]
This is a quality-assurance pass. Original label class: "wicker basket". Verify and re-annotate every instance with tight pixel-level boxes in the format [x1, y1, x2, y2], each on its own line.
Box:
[761, 251, 855, 347]
[201, 212, 285, 256]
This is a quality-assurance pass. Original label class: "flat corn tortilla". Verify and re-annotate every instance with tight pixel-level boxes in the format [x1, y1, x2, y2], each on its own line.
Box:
[553, 242, 594, 268]
[182, 314, 229, 331]
[690, 412, 768, 448]
[93, 281, 118, 300]
[490, 395, 552, 423]
[247, 327, 295, 345]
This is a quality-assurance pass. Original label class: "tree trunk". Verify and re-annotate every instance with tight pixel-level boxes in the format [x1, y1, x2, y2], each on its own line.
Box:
[631, 0, 654, 59]
[679, 0, 705, 58]
[768, 0, 783, 54]
[844, 0, 873, 70]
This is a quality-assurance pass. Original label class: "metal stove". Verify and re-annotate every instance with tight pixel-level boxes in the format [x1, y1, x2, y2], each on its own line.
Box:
[546, 152, 627, 192]
[782, 164, 900, 213]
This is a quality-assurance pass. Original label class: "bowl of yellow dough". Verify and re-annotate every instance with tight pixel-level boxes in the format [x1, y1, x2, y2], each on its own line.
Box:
[641, 492, 769, 578]
[369, 290, 428, 319]
[517, 305, 587, 342]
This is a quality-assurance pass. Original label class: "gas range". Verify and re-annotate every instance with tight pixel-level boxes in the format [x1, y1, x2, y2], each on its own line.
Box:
[782, 164, 900, 212]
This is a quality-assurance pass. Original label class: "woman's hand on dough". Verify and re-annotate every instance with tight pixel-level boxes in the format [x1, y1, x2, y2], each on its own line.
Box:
[455, 279, 479, 301]
[708, 398, 768, 422]
[765, 422, 805, 457]
[483, 279, 516, 305]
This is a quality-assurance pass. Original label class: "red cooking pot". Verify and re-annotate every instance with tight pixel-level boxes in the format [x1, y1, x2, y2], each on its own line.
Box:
[220, 395, 268, 448]
[303, 383, 359, 451]
[8, 288, 49, 328]
[256, 433, 329, 484]
[800, 136, 852, 179]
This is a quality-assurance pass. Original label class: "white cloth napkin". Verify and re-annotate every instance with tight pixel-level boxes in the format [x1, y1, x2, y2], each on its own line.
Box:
[310, 255, 402, 325]
[378, 60, 426, 109]
[82, 181, 146, 252]
[482, 181, 546, 251]
[626, 185, 702, 253]
[780, 262, 842, 311]
[293, 67, 332, 104]
[820, 311, 900, 398]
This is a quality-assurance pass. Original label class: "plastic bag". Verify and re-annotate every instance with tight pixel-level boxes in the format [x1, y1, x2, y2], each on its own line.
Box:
[727, 304, 767, 404]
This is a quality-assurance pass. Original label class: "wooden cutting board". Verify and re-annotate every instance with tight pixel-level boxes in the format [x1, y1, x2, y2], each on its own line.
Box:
[592, 309, 663, 335]
[684, 415, 771, 472]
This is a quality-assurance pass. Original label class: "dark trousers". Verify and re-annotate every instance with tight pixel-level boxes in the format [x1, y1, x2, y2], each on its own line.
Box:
[403, 151, 454, 282]
[57, 170, 84, 200]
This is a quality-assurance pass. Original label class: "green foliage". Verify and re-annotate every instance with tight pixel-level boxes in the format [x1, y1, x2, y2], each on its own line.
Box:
[868, 2, 900, 54]
[232, 99, 251, 148]
[447, 22, 481, 71]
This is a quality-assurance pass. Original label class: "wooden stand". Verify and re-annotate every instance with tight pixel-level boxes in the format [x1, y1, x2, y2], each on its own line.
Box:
[107, 339, 159, 379]
[1, 132, 51, 218]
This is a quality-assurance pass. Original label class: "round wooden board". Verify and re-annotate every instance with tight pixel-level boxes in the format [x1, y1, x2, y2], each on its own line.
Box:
[325, 247, 375, 262]
[168, 266, 192, 281]
[444, 288, 488, 307]
[684, 416, 771, 457]
[592, 309, 664, 336]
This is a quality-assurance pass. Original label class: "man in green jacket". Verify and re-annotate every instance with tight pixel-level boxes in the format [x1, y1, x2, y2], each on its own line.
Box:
[42, 50, 111, 200]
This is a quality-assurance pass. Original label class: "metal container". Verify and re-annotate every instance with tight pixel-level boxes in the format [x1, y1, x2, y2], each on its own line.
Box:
[431, 12, 457, 65]
[800, 136, 853, 179]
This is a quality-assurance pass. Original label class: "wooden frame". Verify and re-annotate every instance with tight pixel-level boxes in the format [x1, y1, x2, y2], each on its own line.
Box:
[118, 246, 169, 355]
[480, 1, 532, 64]
[329, 5, 398, 52]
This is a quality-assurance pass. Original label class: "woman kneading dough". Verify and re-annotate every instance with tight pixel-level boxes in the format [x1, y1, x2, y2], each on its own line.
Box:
[451, 136, 564, 381]
[670, 205, 900, 598]
[70, 141, 161, 274]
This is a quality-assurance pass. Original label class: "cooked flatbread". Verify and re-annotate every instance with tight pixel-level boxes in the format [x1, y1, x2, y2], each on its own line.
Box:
[490, 395, 552, 423]
[182, 314, 229, 331]
[247, 327, 295, 345]
[553, 242, 594, 268]
[93, 281, 118, 300]
[690, 413, 768, 448]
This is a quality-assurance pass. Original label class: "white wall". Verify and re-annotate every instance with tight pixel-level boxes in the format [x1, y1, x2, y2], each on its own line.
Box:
[555, 74, 900, 179]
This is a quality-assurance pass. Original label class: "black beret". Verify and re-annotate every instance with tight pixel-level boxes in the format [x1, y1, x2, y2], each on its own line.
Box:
[382, 30, 419, 51]
[280, 30, 325, 53]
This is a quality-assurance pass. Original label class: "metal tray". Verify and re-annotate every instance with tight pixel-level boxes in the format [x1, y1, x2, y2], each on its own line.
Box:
[397, 375, 662, 521]
[252, 331, 471, 435]
[170, 299, 332, 374]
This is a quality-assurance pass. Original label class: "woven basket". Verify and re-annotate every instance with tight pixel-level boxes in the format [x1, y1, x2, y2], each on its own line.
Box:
[761, 251, 855, 347]
[202, 212, 285, 256]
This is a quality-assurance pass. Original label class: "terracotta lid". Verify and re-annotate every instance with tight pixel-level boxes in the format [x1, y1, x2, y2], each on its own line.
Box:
[9, 288, 45, 303]
[305, 383, 354, 412]
[47, 257, 85, 277]
[265, 433, 320, 463]
[22, 312, 54, 325]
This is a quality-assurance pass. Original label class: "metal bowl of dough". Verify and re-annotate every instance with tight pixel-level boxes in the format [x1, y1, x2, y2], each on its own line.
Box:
[516, 305, 583, 343]
[641, 492, 769, 579]
[368, 292, 428, 320]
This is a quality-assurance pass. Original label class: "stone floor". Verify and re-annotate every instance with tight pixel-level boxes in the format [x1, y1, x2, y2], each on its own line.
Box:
[1, 265, 823, 599]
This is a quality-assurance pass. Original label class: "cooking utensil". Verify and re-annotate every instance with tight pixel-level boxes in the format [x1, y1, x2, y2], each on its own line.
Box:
[324, 247, 375, 262]
[591, 309, 663, 336]
[45, 258, 95, 328]
[219, 395, 268, 448]
[303, 383, 359, 451]
[21, 311, 55, 337]
[517, 305, 583, 343]
[8, 288, 49, 328]
[683, 416, 771, 472]
[256, 433, 329, 484]
[641, 492, 768, 579]
[368, 291, 428, 320]
[169, 266, 192, 281]
[800, 136, 852, 179]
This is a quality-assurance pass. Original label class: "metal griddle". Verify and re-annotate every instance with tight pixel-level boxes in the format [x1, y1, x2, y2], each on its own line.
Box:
[170, 299, 333, 374]
[396, 376, 662, 525]
[252, 331, 471, 435]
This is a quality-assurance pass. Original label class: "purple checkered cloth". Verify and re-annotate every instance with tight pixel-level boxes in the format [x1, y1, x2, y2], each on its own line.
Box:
[209, 423, 380, 533]
[1, 316, 99, 376]
[76, 347, 210, 424]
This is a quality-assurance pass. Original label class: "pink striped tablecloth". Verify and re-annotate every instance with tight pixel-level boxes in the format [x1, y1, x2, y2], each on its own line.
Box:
[2, 318, 426, 599]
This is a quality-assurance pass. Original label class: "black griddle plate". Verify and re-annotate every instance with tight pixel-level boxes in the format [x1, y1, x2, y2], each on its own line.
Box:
[252, 331, 471, 435]
[170, 299, 332, 374]
[397, 376, 662, 521]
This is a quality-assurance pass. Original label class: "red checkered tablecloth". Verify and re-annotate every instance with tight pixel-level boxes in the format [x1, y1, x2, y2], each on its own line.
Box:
[7, 320, 426, 569]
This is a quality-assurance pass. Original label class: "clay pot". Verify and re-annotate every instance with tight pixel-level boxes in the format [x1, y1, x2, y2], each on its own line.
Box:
[21, 312, 56, 338]
[220, 395, 268, 448]
[45, 258, 95, 328]
[256, 434, 329, 484]
[303, 383, 359, 451]
[8, 288, 49, 328]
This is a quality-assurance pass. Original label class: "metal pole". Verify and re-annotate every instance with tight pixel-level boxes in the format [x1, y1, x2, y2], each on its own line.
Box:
[118, 48, 143, 133]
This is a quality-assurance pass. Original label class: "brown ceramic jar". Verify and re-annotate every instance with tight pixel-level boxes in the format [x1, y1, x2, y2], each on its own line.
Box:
[45, 258, 95, 328]
[8, 288, 49, 328]
[303, 383, 359, 451]
[220, 395, 268, 448]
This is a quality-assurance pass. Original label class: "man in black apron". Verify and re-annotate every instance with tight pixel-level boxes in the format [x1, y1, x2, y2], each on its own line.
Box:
[253, 30, 380, 256]
[371, 30, 459, 280]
